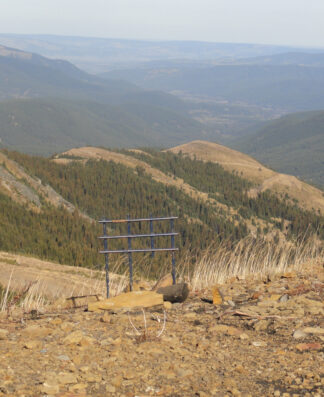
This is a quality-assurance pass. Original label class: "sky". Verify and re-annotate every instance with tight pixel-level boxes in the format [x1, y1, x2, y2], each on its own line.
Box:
[1, 0, 324, 47]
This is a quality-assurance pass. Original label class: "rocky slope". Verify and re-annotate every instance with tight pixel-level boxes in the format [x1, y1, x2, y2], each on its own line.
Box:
[0, 261, 323, 396]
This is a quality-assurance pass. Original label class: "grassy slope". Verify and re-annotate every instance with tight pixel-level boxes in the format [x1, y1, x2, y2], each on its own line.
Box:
[167, 140, 324, 214]
[232, 110, 324, 188]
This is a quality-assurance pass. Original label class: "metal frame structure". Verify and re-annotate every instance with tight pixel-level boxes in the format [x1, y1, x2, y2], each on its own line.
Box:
[99, 216, 178, 297]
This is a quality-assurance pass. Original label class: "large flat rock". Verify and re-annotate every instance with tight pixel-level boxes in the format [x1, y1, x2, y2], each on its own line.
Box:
[88, 290, 164, 312]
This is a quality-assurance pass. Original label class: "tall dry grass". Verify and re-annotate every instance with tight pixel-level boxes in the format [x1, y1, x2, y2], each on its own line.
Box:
[185, 235, 323, 290]
[0, 234, 322, 314]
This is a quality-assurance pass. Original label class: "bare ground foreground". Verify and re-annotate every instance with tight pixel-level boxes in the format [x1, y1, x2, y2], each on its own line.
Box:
[0, 258, 323, 396]
[0, 251, 125, 300]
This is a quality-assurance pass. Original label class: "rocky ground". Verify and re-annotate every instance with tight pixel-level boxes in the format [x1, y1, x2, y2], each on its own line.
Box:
[0, 262, 323, 397]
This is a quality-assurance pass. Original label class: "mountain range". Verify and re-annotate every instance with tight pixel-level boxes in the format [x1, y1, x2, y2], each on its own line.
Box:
[0, 44, 215, 154]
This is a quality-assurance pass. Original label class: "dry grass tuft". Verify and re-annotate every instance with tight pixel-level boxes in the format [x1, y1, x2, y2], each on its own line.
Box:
[186, 235, 323, 290]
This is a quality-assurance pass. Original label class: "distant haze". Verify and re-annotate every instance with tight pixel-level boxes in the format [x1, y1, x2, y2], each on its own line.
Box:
[1, 0, 324, 48]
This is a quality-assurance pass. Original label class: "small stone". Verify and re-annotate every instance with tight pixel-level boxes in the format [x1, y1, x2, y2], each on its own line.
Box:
[239, 333, 249, 340]
[253, 320, 270, 332]
[252, 341, 267, 347]
[111, 375, 123, 388]
[0, 329, 9, 340]
[24, 340, 41, 349]
[58, 355, 71, 361]
[41, 382, 60, 394]
[163, 301, 172, 309]
[296, 343, 322, 352]
[269, 294, 281, 301]
[100, 312, 110, 323]
[106, 385, 116, 393]
[69, 383, 87, 392]
[50, 317, 63, 326]
[279, 294, 289, 303]
[57, 372, 78, 385]
[293, 329, 307, 339]
[212, 286, 223, 305]
[63, 330, 84, 345]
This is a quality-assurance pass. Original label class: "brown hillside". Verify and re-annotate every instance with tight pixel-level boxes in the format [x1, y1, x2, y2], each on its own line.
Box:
[168, 140, 324, 213]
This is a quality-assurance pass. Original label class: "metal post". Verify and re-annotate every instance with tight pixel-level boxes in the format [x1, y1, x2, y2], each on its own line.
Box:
[150, 215, 155, 258]
[127, 215, 133, 291]
[170, 218, 176, 285]
[103, 222, 110, 298]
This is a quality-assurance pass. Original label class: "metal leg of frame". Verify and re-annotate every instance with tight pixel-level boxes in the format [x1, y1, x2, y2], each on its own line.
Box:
[170, 219, 176, 285]
[103, 222, 110, 298]
[127, 215, 133, 291]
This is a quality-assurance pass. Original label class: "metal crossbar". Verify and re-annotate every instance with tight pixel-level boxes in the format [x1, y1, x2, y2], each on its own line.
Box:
[100, 248, 179, 254]
[98, 232, 178, 240]
[99, 216, 177, 224]
[99, 215, 178, 297]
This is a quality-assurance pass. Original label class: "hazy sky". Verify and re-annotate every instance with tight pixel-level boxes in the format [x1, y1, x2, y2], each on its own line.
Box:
[1, 0, 324, 47]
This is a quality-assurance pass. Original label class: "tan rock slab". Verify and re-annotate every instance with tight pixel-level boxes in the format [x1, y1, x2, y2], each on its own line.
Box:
[88, 290, 163, 312]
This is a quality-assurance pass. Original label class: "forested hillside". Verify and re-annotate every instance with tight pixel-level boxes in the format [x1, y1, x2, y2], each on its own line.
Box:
[233, 110, 324, 188]
[0, 98, 208, 155]
[0, 147, 322, 276]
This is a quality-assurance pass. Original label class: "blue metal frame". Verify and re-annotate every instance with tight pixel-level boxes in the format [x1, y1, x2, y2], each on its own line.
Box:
[99, 216, 178, 297]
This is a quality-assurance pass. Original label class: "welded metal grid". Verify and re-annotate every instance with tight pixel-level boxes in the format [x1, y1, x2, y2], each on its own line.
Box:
[99, 216, 178, 297]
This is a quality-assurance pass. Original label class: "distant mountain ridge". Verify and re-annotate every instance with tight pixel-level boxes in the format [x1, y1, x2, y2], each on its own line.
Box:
[103, 63, 324, 111]
[0, 33, 320, 73]
[0, 43, 215, 154]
